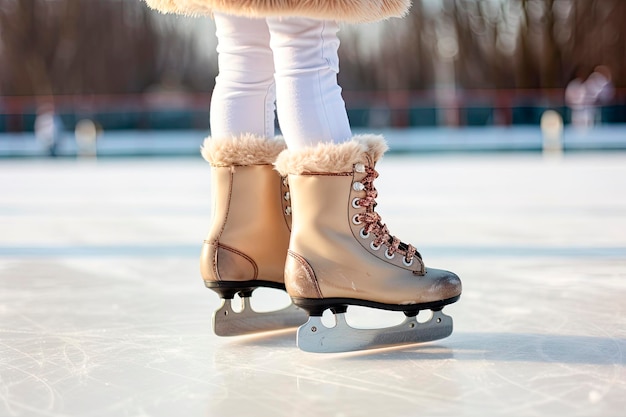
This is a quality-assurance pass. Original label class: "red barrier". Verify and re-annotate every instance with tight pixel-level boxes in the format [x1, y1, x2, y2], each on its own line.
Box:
[1, 89, 625, 131]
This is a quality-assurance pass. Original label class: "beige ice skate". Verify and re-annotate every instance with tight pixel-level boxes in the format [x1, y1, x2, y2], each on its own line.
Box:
[275, 135, 462, 352]
[201, 135, 307, 336]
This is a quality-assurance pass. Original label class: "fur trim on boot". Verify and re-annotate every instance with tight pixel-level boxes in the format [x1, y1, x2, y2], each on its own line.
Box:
[274, 135, 388, 175]
[144, 0, 411, 23]
[201, 135, 286, 166]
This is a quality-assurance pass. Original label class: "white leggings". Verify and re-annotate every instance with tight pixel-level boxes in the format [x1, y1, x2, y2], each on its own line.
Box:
[210, 13, 352, 149]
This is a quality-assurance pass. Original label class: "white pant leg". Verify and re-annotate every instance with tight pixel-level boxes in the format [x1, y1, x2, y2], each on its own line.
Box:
[210, 13, 276, 139]
[267, 17, 352, 149]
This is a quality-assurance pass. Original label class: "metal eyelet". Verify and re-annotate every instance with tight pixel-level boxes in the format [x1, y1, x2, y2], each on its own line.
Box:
[352, 214, 362, 225]
[402, 257, 414, 267]
[352, 198, 361, 209]
[353, 182, 365, 191]
[385, 250, 395, 260]
[284, 192, 290, 201]
[359, 228, 370, 239]
[354, 163, 366, 173]
[370, 241, 381, 251]
[285, 206, 292, 216]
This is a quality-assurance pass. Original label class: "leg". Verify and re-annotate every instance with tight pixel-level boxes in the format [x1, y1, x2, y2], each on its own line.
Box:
[266, 18, 457, 352]
[275, 137, 462, 353]
[267, 17, 352, 149]
[210, 13, 276, 138]
[203, 14, 307, 336]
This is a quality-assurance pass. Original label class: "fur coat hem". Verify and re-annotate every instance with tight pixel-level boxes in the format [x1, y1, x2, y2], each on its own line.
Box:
[145, 0, 411, 23]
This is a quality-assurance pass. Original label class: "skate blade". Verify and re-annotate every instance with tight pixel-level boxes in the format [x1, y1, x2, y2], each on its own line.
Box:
[213, 297, 309, 336]
[296, 310, 453, 353]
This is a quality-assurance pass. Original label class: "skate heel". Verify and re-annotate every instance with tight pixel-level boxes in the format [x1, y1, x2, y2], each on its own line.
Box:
[290, 298, 348, 317]
[206, 280, 308, 336]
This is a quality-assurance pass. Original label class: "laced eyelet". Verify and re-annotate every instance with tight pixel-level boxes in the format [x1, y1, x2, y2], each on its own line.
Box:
[352, 214, 362, 225]
[354, 163, 366, 173]
[402, 257, 414, 266]
[352, 198, 361, 209]
[359, 228, 370, 239]
[385, 250, 395, 260]
[285, 206, 292, 216]
[284, 192, 290, 200]
[370, 241, 381, 251]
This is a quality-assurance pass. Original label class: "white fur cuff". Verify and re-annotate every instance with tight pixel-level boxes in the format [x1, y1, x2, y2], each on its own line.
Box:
[274, 135, 389, 175]
[201, 135, 286, 166]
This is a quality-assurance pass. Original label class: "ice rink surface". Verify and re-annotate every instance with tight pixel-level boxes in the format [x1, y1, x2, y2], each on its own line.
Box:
[1, 150, 625, 416]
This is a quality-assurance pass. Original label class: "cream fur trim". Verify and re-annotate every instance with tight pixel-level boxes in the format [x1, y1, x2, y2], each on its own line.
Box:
[145, 0, 211, 16]
[201, 135, 286, 166]
[274, 135, 388, 175]
[144, 0, 410, 22]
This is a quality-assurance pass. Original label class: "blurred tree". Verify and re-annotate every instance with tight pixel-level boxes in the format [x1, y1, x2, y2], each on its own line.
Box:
[0, 0, 623, 95]
[338, 0, 436, 90]
[338, 0, 624, 91]
[568, 0, 626, 83]
[0, 0, 212, 95]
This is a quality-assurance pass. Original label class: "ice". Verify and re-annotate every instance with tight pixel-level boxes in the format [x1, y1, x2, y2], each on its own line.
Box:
[0, 151, 625, 416]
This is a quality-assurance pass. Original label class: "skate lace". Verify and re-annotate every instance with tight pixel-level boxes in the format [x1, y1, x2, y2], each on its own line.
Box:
[354, 165, 421, 265]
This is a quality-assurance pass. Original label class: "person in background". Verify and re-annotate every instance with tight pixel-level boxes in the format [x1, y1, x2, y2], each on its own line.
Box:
[566, 65, 614, 128]
[34, 103, 64, 157]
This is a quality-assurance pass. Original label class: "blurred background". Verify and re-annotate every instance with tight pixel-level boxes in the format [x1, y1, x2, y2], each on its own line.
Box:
[0, 0, 624, 156]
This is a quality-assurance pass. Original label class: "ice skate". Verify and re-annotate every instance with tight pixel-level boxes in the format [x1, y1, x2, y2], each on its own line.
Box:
[275, 135, 462, 353]
[201, 135, 308, 336]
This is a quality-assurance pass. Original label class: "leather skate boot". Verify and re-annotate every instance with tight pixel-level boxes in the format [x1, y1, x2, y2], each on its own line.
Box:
[201, 134, 307, 336]
[274, 135, 462, 352]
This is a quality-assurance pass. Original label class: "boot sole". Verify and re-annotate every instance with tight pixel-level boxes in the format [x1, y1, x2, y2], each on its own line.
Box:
[292, 294, 461, 317]
[205, 280, 286, 299]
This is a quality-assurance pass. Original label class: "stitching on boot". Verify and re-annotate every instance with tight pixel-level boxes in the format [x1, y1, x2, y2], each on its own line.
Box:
[287, 250, 322, 298]
[209, 167, 236, 282]
[211, 167, 235, 243]
[302, 172, 353, 177]
[216, 243, 259, 281]
[218, 167, 235, 239]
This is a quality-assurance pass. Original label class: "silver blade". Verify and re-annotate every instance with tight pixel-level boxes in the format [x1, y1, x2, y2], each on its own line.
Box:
[213, 297, 309, 336]
[297, 310, 453, 353]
